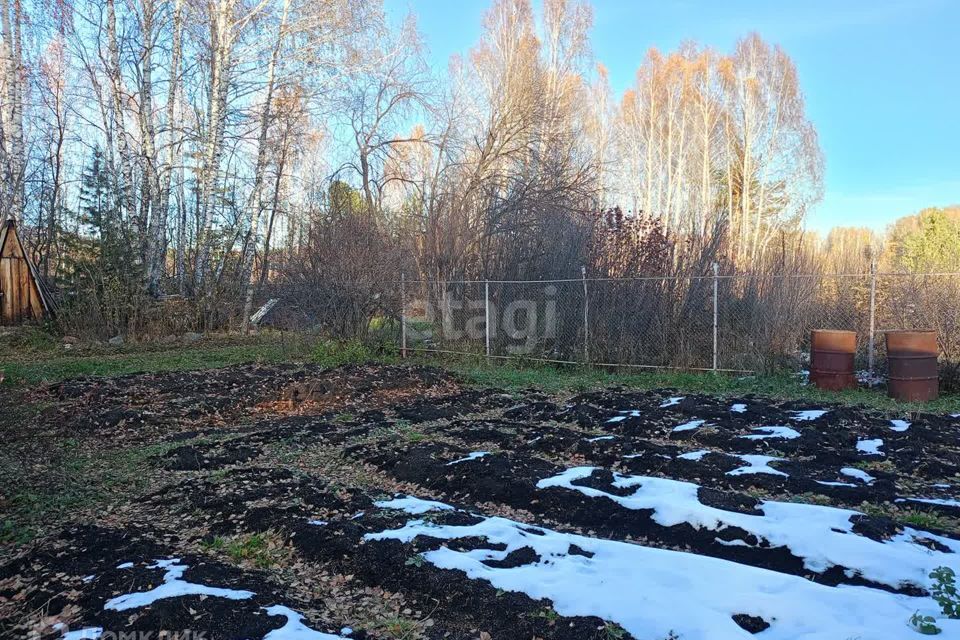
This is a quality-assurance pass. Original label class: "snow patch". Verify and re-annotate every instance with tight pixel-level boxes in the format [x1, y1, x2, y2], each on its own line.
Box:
[890, 420, 911, 432]
[536, 467, 960, 589]
[608, 409, 643, 423]
[857, 439, 885, 456]
[61, 628, 104, 640]
[672, 419, 706, 433]
[730, 403, 747, 413]
[898, 497, 960, 509]
[104, 559, 254, 611]
[659, 396, 685, 408]
[738, 426, 801, 441]
[790, 409, 828, 421]
[366, 510, 959, 640]
[584, 435, 616, 443]
[727, 454, 788, 477]
[446, 451, 490, 466]
[116, 562, 133, 569]
[263, 605, 346, 639]
[840, 467, 875, 484]
[677, 449, 711, 461]
[308, 520, 328, 526]
[375, 496, 456, 515]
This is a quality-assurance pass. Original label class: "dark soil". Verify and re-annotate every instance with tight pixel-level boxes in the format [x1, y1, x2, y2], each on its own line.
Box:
[4, 363, 960, 639]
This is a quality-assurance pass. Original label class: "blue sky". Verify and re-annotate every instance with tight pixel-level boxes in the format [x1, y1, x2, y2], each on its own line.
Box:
[385, 0, 960, 233]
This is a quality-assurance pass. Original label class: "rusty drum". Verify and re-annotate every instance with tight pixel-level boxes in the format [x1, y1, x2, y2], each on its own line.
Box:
[886, 330, 939, 402]
[810, 330, 857, 391]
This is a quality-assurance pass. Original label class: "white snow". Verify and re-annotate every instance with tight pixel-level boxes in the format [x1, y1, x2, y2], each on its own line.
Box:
[308, 520, 328, 526]
[677, 449, 711, 461]
[898, 497, 960, 509]
[790, 409, 828, 421]
[815, 480, 856, 487]
[738, 426, 801, 441]
[82, 575, 96, 583]
[374, 496, 456, 515]
[840, 467, 875, 484]
[263, 605, 346, 639]
[608, 409, 642, 423]
[890, 420, 911, 432]
[446, 451, 490, 466]
[584, 435, 616, 442]
[730, 403, 747, 413]
[340, 628, 352, 636]
[536, 466, 960, 590]
[366, 509, 960, 640]
[61, 628, 104, 640]
[952, 414, 960, 419]
[104, 559, 254, 611]
[726, 454, 788, 477]
[672, 419, 706, 433]
[659, 396, 685, 408]
[857, 439, 885, 456]
[116, 562, 133, 569]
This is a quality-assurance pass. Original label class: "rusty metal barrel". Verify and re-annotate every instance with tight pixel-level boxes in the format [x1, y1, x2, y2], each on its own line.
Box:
[810, 330, 857, 391]
[886, 330, 939, 402]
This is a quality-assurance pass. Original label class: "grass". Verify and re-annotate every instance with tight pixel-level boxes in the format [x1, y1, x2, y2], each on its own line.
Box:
[435, 355, 960, 413]
[0, 435, 180, 547]
[201, 531, 292, 569]
[3, 327, 957, 411]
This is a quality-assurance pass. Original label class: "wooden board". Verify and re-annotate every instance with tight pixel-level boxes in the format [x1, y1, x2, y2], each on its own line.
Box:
[0, 220, 45, 325]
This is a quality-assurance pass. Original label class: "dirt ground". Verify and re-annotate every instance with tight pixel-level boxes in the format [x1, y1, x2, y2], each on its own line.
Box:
[3, 363, 960, 639]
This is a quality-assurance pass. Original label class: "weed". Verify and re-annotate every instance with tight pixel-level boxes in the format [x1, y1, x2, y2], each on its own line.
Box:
[601, 622, 627, 639]
[373, 616, 421, 639]
[202, 531, 291, 569]
[536, 607, 561, 624]
[312, 339, 378, 369]
[909, 611, 942, 635]
[404, 553, 426, 568]
[931, 566, 960, 618]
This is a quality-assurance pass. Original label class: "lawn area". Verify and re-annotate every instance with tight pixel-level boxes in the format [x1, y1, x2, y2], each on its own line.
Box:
[2, 328, 958, 414]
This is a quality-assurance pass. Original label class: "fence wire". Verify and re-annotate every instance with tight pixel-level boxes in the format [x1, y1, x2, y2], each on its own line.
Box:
[397, 271, 960, 374]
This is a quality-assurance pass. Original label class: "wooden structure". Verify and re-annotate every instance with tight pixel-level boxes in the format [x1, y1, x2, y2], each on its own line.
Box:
[0, 217, 54, 324]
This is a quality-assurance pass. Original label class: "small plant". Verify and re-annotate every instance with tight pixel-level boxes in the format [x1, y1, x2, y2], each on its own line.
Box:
[909, 611, 942, 635]
[202, 531, 291, 569]
[536, 607, 561, 624]
[931, 566, 960, 618]
[374, 616, 421, 639]
[601, 622, 627, 639]
[404, 553, 425, 568]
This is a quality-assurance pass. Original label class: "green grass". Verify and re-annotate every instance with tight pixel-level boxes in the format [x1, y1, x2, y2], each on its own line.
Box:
[0, 436, 180, 547]
[432, 354, 960, 413]
[0, 333, 317, 387]
[2, 330, 958, 412]
[201, 531, 291, 568]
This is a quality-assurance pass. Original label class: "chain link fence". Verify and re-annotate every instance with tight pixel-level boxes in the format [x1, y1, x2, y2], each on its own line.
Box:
[398, 270, 960, 375]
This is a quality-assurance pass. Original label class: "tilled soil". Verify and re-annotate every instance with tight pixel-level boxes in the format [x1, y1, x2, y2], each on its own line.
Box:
[3, 363, 960, 639]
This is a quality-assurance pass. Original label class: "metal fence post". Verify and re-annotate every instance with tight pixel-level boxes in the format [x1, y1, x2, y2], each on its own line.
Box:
[868, 259, 877, 374]
[485, 279, 491, 359]
[400, 273, 407, 359]
[581, 266, 589, 364]
[712, 262, 719, 371]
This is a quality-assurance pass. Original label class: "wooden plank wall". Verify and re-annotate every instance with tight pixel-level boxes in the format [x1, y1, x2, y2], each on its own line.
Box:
[0, 224, 44, 325]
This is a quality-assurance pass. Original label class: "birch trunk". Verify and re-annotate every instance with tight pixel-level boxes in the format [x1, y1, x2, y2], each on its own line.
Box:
[147, 0, 183, 294]
[240, 0, 289, 332]
[106, 0, 137, 228]
[194, 0, 234, 293]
